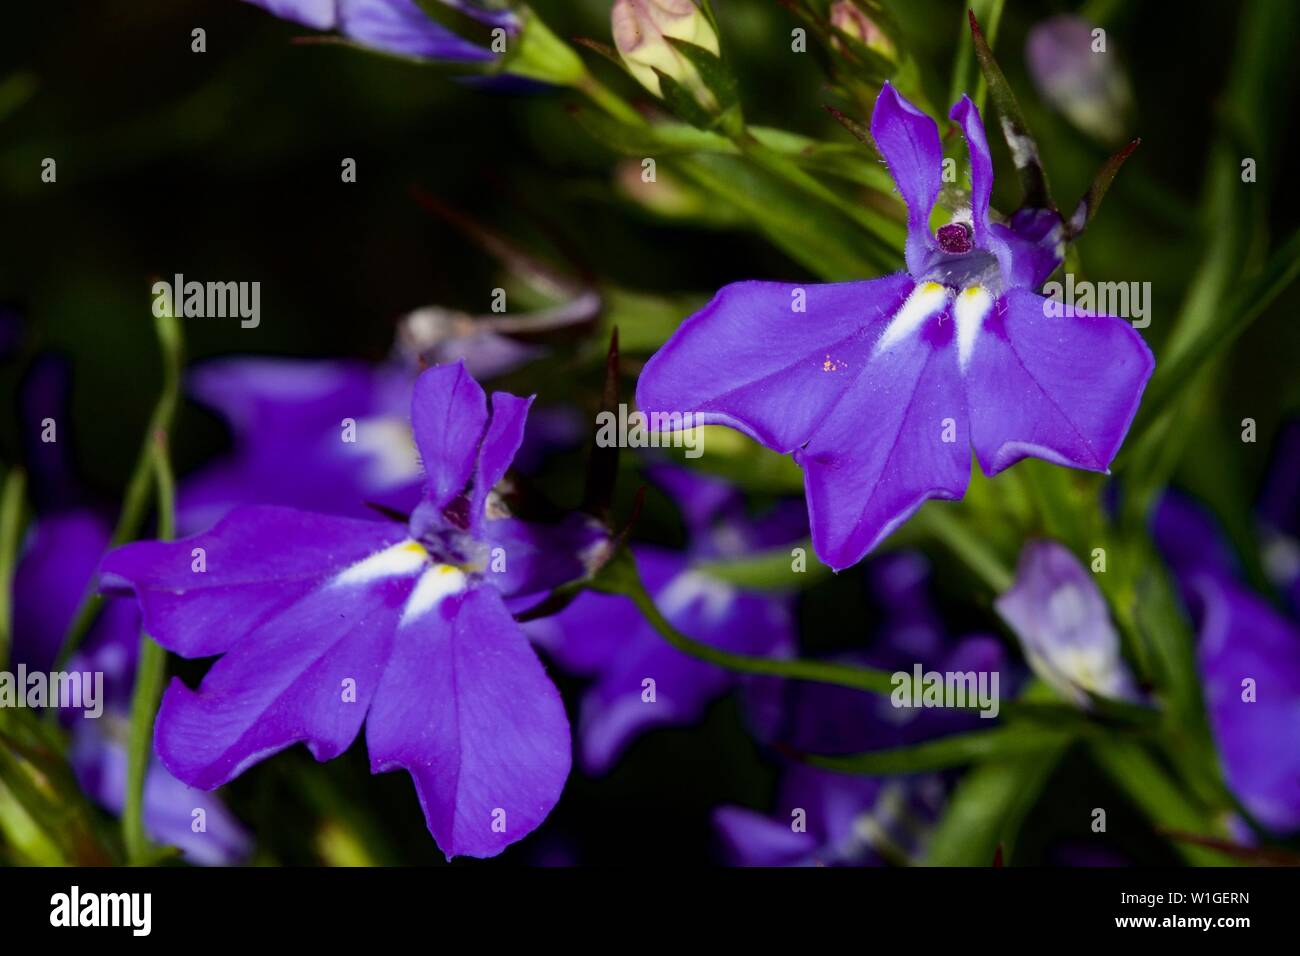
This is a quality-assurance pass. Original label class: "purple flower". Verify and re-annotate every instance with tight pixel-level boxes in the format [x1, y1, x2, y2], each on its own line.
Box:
[637, 82, 1154, 571]
[102, 363, 606, 858]
[995, 539, 1140, 707]
[178, 358, 421, 531]
[1026, 15, 1133, 145]
[179, 352, 573, 532]
[1155, 481, 1300, 835]
[717, 553, 1008, 865]
[244, 0, 515, 63]
[11, 511, 251, 865]
[526, 467, 800, 774]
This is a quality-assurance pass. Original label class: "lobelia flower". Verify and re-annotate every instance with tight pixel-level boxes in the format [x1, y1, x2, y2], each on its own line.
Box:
[9, 355, 250, 865]
[243, 0, 515, 63]
[179, 358, 423, 531]
[995, 539, 1141, 707]
[1026, 15, 1133, 146]
[636, 81, 1154, 571]
[179, 352, 578, 532]
[716, 553, 1008, 865]
[526, 466, 801, 774]
[101, 362, 606, 858]
[1154, 439, 1300, 835]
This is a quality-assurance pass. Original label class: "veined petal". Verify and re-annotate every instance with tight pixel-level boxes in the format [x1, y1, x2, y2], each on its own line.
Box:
[797, 287, 970, 570]
[963, 288, 1153, 475]
[871, 83, 943, 274]
[411, 363, 491, 513]
[409, 362, 533, 532]
[636, 274, 916, 453]
[152, 559, 414, 789]
[100, 506, 411, 659]
[366, 585, 570, 859]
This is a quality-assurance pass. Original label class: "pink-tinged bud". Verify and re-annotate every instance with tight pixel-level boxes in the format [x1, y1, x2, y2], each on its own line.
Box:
[1026, 15, 1133, 144]
[611, 0, 719, 102]
[828, 1, 895, 61]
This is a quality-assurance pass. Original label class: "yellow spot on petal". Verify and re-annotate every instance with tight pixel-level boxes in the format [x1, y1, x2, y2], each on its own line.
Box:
[435, 564, 459, 576]
[962, 285, 986, 298]
[922, 282, 945, 295]
[401, 541, 428, 556]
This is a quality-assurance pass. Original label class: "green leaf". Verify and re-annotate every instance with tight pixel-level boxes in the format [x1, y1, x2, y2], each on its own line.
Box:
[962, 4, 1053, 212]
[1088, 735, 1236, 866]
[665, 37, 741, 116]
[925, 745, 1068, 865]
[806, 725, 1071, 776]
[674, 152, 888, 280]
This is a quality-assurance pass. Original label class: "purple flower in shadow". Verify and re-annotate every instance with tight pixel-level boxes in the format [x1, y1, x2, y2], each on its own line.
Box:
[12, 512, 251, 865]
[996, 539, 1141, 707]
[526, 467, 802, 775]
[179, 354, 577, 533]
[637, 81, 1153, 571]
[716, 553, 1008, 865]
[101, 363, 606, 858]
[244, 0, 515, 63]
[1154, 435, 1300, 835]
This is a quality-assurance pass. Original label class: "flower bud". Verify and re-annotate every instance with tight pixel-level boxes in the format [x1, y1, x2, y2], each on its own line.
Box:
[1026, 15, 1133, 145]
[611, 0, 719, 103]
[828, 1, 895, 62]
[995, 540, 1141, 708]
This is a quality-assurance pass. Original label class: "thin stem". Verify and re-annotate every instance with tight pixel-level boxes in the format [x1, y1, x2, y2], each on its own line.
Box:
[596, 554, 895, 695]
[0, 468, 27, 669]
[54, 309, 183, 671]
[123, 436, 175, 865]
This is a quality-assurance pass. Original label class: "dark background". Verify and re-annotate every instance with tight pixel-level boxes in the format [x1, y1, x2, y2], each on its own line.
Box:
[1, 0, 1296, 864]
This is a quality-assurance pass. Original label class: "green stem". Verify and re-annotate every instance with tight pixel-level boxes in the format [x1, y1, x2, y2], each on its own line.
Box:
[0, 468, 27, 669]
[575, 72, 643, 126]
[54, 309, 183, 672]
[595, 554, 895, 695]
[123, 437, 176, 865]
[913, 505, 1013, 593]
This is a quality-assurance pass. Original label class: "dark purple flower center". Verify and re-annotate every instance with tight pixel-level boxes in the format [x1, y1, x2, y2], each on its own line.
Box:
[936, 222, 974, 255]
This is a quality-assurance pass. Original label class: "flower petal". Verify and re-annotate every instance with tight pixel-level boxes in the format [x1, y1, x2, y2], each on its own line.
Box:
[963, 288, 1153, 475]
[100, 505, 410, 659]
[410, 362, 491, 514]
[713, 806, 818, 866]
[797, 287, 971, 570]
[871, 82, 943, 273]
[1193, 573, 1300, 833]
[366, 585, 570, 858]
[995, 539, 1139, 706]
[152, 550, 415, 788]
[636, 274, 915, 453]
